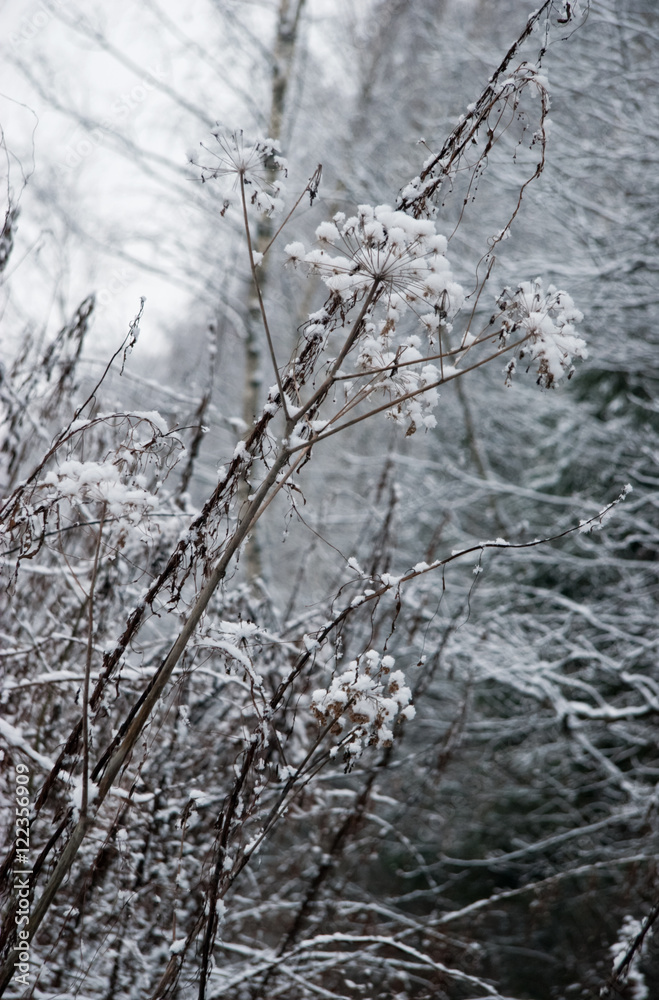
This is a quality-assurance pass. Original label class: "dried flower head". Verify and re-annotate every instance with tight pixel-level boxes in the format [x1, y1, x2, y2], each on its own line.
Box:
[497, 278, 586, 388]
[200, 128, 287, 216]
[311, 650, 415, 763]
[288, 203, 463, 327]
[286, 204, 464, 436]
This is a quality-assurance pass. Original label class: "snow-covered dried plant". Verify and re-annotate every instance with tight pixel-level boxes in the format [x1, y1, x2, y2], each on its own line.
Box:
[495, 278, 587, 388]
[0, 412, 180, 564]
[199, 128, 287, 216]
[285, 205, 462, 434]
[1, 4, 624, 1000]
[269, 39, 592, 443]
[397, 56, 554, 222]
[288, 205, 462, 318]
[281, 212, 586, 440]
[311, 649, 415, 764]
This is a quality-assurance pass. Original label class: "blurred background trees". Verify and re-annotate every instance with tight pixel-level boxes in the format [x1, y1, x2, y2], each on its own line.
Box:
[1, 1, 658, 997]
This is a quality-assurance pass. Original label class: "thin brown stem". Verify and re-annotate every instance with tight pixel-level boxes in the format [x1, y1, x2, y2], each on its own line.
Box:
[293, 280, 382, 424]
[240, 171, 287, 418]
[262, 164, 322, 257]
[82, 509, 105, 817]
[291, 333, 531, 450]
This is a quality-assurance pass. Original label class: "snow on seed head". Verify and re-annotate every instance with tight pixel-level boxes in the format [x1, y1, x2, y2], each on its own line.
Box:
[200, 128, 287, 215]
[311, 651, 414, 763]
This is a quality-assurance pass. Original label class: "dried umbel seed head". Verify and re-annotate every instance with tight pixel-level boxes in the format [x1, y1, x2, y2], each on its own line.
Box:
[311, 652, 415, 762]
[287, 204, 463, 324]
[286, 204, 463, 436]
[496, 278, 586, 389]
[200, 128, 287, 216]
